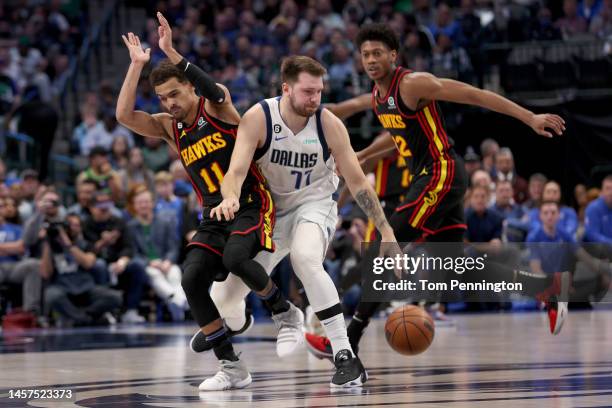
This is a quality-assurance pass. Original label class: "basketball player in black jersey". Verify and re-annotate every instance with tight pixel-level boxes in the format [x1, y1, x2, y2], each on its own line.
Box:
[116, 13, 297, 391]
[306, 23, 571, 360]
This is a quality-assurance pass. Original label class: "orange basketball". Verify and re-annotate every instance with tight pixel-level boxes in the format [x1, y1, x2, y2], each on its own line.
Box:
[384, 305, 435, 355]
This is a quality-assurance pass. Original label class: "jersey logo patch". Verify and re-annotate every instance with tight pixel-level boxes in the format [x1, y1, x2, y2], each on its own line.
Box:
[275, 135, 288, 141]
[197, 117, 207, 129]
[180, 130, 187, 139]
[388, 97, 396, 109]
[273, 124, 282, 133]
[420, 168, 428, 176]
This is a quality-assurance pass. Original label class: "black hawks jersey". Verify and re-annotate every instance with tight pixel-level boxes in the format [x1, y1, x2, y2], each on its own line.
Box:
[172, 97, 265, 207]
[372, 66, 458, 182]
[374, 151, 412, 200]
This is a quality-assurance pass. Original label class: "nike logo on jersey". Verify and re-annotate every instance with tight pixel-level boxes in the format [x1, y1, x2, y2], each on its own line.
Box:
[274, 136, 288, 141]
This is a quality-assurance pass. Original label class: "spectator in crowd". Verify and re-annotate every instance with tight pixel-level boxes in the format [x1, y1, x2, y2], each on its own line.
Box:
[73, 105, 114, 156]
[22, 188, 67, 258]
[524, 173, 548, 210]
[556, 0, 589, 38]
[102, 110, 134, 150]
[142, 134, 171, 173]
[83, 191, 148, 324]
[590, 0, 612, 38]
[491, 180, 524, 220]
[584, 175, 612, 244]
[110, 135, 130, 171]
[3, 197, 21, 225]
[118, 148, 155, 195]
[17, 169, 40, 221]
[0, 196, 42, 318]
[154, 171, 182, 226]
[465, 185, 504, 246]
[578, 0, 603, 24]
[430, 32, 473, 83]
[470, 169, 496, 205]
[127, 186, 187, 321]
[429, 3, 460, 42]
[574, 184, 590, 223]
[463, 146, 481, 179]
[531, 7, 563, 41]
[527, 201, 577, 278]
[40, 214, 121, 327]
[77, 147, 123, 203]
[135, 76, 161, 114]
[480, 138, 499, 175]
[527, 181, 579, 238]
[492, 147, 528, 204]
[67, 179, 98, 219]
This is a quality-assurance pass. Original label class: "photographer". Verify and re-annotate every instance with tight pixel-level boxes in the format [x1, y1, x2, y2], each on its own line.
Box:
[40, 214, 121, 327]
[83, 190, 148, 324]
[22, 188, 67, 258]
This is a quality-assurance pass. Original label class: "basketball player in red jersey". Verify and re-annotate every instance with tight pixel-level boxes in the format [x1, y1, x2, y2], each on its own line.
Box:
[306, 23, 570, 360]
[116, 13, 299, 391]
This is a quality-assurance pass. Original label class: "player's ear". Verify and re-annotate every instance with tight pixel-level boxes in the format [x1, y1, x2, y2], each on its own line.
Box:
[281, 82, 289, 94]
[390, 49, 397, 63]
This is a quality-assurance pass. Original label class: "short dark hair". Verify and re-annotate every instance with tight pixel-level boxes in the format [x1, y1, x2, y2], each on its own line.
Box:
[149, 59, 189, 88]
[603, 174, 612, 185]
[280, 55, 327, 84]
[356, 23, 400, 51]
[539, 200, 559, 210]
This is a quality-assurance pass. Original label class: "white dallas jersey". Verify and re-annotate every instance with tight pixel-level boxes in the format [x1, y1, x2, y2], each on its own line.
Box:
[254, 97, 339, 214]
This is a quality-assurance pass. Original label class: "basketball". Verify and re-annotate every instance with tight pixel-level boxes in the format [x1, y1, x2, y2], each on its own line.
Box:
[385, 305, 435, 355]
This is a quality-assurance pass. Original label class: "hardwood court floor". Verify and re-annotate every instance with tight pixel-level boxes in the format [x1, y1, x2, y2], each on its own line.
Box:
[0, 310, 611, 407]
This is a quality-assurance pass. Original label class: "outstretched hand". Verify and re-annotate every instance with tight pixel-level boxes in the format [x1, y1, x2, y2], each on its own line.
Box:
[121, 32, 150, 65]
[156, 12, 173, 54]
[529, 113, 566, 138]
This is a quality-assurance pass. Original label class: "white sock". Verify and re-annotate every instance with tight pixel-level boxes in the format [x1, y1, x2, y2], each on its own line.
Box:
[320, 313, 353, 357]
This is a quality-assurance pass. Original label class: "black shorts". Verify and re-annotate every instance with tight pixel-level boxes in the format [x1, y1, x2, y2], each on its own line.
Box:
[392, 155, 467, 238]
[188, 188, 275, 257]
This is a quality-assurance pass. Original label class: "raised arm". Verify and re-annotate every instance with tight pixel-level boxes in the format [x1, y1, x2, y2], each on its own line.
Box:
[116, 33, 173, 143]
[325, 93, 371, 120]
[156, 12, 239, 125]
[322, 109, 395, 242]
[399, 72, 566, 138]
[211, 104, 266, 221]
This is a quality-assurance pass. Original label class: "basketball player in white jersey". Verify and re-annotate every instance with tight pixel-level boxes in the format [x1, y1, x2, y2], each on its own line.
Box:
[206, 56, 400, 388]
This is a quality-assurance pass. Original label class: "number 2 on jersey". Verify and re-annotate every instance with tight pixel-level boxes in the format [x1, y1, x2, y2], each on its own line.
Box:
[200, 162, 224, 193]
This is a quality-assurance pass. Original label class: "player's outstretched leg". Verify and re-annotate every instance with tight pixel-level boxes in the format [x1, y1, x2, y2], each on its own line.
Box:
[181, 247, 252, 391]
[291, 222, 367, 387]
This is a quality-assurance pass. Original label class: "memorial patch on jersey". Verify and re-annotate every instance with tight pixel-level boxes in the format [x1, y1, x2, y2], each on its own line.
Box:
[270, 149, 317, 168]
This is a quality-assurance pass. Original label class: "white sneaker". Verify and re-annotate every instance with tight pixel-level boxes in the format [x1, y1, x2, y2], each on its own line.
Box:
[198, 358, 252, 391]
[121, 309, 145, 324]
[271, 302, 305, 357]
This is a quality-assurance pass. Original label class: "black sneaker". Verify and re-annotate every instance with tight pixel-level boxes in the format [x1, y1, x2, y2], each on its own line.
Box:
[189, 311, 254, 353]
[330, 349, 367, 388]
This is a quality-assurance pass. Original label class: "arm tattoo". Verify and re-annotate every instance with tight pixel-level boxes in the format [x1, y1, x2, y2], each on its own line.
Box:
[354, 189, 390, 232]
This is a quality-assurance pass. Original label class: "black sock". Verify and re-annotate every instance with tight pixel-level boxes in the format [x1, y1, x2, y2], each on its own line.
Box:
[206, 327, 238, 361]
[347, 315, 369, 350]
[259, 285, 290, 314]
[513, 269, 554, 296]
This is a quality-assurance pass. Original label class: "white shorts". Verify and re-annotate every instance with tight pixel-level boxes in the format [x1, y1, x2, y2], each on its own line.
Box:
[254, 199, 338, 272]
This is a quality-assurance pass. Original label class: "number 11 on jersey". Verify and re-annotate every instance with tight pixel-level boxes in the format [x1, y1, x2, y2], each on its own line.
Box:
[200, 162, 224, 193]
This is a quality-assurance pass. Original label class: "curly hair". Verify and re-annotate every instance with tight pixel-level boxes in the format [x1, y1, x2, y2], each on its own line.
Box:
[149, 59, 189, 88]
[356, 23, 400, 51]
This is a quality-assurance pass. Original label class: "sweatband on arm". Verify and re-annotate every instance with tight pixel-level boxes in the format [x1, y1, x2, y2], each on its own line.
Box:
[175, 58, 225, 103]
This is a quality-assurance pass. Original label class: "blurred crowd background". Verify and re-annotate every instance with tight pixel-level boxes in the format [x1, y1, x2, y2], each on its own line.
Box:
[0, 0, 610, 329]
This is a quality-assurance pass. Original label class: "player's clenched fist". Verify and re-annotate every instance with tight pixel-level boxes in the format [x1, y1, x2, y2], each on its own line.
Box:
[210, 197, 240, 221]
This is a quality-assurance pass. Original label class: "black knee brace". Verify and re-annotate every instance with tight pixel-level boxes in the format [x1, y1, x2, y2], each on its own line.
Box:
[181, 247, 222, 327]
[222, 235, 269, 292]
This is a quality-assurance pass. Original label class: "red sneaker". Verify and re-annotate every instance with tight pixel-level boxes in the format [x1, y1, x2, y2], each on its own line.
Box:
[305, 332, 333, 361]
[546, 298, 568, 335]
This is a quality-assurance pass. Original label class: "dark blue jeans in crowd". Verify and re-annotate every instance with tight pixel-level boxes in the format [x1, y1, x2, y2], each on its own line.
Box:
[118, 259, 149, 311]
